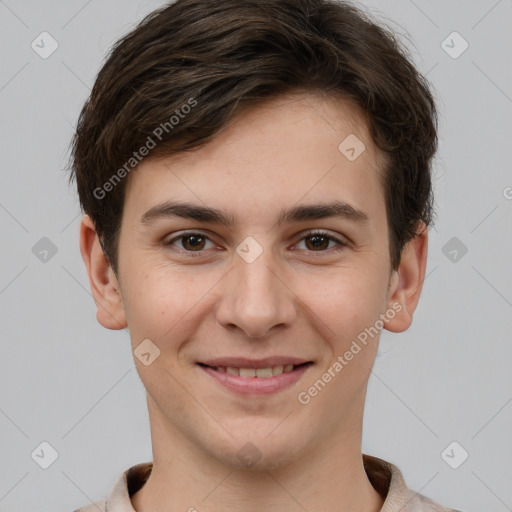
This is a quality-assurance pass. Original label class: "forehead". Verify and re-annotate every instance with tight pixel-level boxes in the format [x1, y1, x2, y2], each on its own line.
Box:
[123, 91, 387, 226]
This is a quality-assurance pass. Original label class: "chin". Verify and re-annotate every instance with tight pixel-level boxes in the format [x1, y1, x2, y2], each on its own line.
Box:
[207, 430, 305, 473]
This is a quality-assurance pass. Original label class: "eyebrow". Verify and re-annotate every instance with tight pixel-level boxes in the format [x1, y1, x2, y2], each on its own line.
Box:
[140, 200, 370, 227]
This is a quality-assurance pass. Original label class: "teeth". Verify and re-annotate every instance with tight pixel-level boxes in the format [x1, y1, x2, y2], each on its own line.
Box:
[272, 365, 284, 376]
[239, 368, 256, 378]
[256, 367, 273, 378]
[214, 364, 300, 378]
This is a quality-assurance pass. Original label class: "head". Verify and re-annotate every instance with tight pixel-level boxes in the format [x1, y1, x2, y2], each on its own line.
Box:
[71, 0, 437, 471]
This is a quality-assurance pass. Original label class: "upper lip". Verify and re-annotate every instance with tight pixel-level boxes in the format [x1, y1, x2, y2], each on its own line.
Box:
[198, 357, 312, 369]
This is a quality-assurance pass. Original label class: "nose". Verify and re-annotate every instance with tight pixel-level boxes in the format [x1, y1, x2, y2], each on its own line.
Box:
[214, 245, 297, 339]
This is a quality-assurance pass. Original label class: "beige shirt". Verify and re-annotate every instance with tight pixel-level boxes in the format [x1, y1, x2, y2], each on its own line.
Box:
[74, 454, 462, 512]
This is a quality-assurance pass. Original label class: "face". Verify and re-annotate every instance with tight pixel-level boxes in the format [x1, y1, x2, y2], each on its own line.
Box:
[84, 92, 424, 472]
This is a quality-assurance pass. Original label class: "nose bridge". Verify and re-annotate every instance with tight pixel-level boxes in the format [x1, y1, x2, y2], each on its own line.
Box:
[216, 238, 295, 338]
[237, 251, 280, 304]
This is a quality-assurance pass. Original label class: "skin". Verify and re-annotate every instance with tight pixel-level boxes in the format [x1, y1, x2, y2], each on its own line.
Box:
[80, 91, 428, 512]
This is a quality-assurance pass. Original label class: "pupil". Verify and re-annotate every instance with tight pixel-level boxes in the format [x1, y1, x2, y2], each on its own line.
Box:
[184, 235, 204, 250]
[308, 235, 328, 250]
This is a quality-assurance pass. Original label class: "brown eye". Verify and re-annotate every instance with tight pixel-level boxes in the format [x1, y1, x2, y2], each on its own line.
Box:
[165, 232, 215, 253]
[164, 230, 347, 257]
[304, 234, 331, 251]
[295, 230, 348, 253]
[180, 234, 206, 251]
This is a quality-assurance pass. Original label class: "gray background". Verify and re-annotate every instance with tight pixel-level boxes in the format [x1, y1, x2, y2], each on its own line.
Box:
[1, 0, 511, 511]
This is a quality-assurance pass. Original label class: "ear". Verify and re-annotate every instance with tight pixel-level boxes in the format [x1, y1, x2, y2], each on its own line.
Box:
[79, 214, 127, 330]
[383, 223, 428, 333]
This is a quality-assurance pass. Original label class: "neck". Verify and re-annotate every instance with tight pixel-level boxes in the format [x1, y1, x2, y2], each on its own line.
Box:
[131, 401, 384, 512]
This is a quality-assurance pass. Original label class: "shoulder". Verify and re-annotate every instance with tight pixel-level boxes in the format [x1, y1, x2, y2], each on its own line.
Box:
[403, 488, 464, 512]
[363, 454, 463, 512]
[73, 500, 106, 512]
[72, 461, 152, 512]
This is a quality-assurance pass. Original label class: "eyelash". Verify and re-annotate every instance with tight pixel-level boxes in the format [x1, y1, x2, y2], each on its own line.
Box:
[163, 230, 349, 257]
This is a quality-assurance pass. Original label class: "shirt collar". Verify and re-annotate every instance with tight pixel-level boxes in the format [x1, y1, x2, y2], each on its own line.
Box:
[103, 454, 416, 511]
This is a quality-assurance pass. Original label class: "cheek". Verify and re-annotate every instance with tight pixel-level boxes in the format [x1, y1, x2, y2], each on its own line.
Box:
[296, 266, 387, 343]
[121, 263, 216, 346]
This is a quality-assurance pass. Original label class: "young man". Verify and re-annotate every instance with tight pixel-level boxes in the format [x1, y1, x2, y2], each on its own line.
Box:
[71, 0, 461, 510]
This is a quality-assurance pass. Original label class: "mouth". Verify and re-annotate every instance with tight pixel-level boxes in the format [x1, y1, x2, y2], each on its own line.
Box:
[197, 361, 312, 378]
[196, 359, 313, 395]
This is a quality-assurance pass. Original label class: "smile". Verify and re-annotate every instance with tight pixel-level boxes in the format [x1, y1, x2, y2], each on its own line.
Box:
[198, 363, 308, 378]
[197, 361, 313, 395]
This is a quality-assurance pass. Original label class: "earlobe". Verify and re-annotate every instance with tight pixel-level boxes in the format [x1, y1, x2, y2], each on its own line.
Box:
[79, 215, 127, 330]
[384, 224, 428, 333]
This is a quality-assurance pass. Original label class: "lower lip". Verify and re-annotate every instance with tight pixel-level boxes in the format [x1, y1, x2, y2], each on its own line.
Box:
[198, 364, 312, 395]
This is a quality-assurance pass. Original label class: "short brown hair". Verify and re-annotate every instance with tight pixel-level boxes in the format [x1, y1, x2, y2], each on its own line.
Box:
[69, 0, 438, 275]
